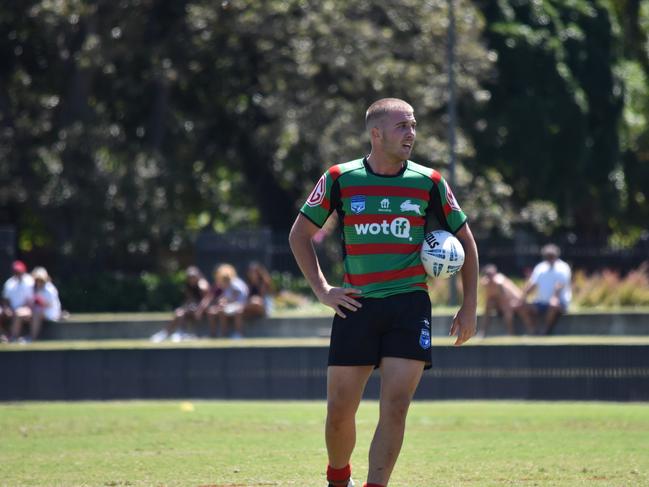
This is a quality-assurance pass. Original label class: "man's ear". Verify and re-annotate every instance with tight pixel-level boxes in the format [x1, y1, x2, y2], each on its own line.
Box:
[371, 126, 382, 140]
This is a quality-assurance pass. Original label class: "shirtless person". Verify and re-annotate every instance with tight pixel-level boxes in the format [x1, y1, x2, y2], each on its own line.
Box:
[479, 264, 522, 336]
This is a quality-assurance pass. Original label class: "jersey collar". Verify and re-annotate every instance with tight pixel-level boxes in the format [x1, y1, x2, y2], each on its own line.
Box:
[363, 156, 408, 177]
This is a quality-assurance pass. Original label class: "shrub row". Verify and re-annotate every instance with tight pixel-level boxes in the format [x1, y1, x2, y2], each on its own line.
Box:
[55, 264, 649, 313]
[57, 272, 186, 313]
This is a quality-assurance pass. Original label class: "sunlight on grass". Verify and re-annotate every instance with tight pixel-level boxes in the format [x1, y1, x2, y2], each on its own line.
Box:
[0, 401, 647, 486]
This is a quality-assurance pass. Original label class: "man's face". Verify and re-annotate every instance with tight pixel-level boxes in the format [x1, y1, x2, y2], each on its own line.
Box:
[377, 109, 417, 162]
[543, 253, 558, 265]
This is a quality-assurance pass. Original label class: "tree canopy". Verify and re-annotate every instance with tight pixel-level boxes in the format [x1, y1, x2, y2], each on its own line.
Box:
[0, 0, 647, 279]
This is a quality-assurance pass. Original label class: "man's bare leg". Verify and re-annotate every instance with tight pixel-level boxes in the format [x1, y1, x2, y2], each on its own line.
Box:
[503, 309, 515, 335]
[326, 365, 374, 482]
[517, 304, 537, 334]
[542, 305, 563, 335]
[10, 307, 31, 340]
[367, 357, 424, 485]
[30, 311, 44, 340]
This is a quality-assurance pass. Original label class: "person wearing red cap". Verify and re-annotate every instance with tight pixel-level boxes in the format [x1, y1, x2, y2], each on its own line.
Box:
[1, 260, 34, 342]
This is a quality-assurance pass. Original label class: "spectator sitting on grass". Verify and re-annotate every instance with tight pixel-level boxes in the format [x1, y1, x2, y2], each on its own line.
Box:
[207, 263, 248, 339]
[150, 266, 209, 342]
[11, 267, 61, 343]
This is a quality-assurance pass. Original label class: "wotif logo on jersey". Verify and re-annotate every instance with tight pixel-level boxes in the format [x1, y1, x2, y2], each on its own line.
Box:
[354, 217, 411, 239]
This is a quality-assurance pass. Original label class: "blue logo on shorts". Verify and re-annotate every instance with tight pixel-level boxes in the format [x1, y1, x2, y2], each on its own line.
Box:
[419, 328, 431, 349]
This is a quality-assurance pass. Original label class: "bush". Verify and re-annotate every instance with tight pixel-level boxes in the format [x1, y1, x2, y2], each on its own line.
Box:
[57, 263, 649, 313]
[445, 263, 649, 310]
[57, 271, 185, 312]
[572, 263, 649, 308]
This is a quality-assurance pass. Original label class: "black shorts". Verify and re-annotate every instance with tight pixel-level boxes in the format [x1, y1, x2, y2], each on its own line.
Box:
[328, 291, 432, 369]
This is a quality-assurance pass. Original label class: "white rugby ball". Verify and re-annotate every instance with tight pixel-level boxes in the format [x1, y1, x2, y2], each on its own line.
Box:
[420, 230, 465, 279]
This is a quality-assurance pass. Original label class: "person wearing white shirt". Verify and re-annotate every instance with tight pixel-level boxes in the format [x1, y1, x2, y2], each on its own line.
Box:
[518, 244, 572, 335]
[1, 260, 34, 342]
[10, 266, 62, 342]
[207, 263, 249, 339]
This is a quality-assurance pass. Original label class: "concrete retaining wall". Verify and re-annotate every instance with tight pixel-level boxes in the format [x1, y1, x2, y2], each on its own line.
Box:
[38, 311, 649, 341]
[2, 344, 647, 401]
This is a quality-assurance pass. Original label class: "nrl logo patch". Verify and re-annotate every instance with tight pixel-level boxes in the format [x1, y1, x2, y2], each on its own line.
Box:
[419, 328, 431, 349]
[350, 195, 366, 214]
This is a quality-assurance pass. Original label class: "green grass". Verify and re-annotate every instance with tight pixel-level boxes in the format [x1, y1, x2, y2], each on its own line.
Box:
[3, 335, 649, 352]
[0, 401, 648, 486]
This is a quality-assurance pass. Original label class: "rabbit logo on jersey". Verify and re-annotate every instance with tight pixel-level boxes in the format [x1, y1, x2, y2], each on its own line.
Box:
[354, 217, 411, 239]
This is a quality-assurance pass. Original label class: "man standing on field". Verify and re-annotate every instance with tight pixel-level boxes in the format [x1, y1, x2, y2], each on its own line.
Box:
[289, 98, 479, 487]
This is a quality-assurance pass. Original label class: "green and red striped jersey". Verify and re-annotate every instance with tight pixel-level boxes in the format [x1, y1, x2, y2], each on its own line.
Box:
[300, 157, 468, 298]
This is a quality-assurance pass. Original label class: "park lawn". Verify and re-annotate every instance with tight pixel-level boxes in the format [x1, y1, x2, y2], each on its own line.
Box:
[3, 334, 649, 352]
[0, 401, 648, 486]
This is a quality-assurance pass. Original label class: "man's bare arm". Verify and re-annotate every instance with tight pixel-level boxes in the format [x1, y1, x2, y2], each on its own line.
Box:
[288, 213, 362, 318]
[449, 223, 479, 346]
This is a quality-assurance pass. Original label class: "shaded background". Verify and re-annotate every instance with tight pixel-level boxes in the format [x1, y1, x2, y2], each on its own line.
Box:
[1, 0, 648, 311]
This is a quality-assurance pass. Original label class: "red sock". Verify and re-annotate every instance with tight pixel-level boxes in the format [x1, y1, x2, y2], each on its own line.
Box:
[327, 464, 351, 485]
[363, 484, 385, 487]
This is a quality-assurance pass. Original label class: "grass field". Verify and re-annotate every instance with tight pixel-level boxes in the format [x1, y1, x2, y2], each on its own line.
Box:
[1, 401, 648, 486]
[3, 335, 649, 352]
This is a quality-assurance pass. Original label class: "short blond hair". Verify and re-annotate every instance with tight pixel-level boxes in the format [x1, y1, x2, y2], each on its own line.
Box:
[32, 266, 50, 282]
[214, 263, 238, 284]
[365, 98, 413, 130]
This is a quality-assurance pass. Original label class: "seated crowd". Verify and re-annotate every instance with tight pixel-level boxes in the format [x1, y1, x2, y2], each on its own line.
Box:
[150, 261, 275, 342]
[478, 243, 572, 337]
[2, 245, 571, 343]
[1, 260, 62, 343]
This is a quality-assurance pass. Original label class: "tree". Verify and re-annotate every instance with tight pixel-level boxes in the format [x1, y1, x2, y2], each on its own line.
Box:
[0, 0, 494, 276]
[470, 0, 623, 237]
[607, 0, 649, 242]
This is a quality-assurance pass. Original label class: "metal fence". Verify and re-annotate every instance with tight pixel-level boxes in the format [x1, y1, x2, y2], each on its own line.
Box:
[266, 229, 649, 277]
[189, 228, 649, 288]
[2, 226, 647, 282]
[2, 344, 647, 401]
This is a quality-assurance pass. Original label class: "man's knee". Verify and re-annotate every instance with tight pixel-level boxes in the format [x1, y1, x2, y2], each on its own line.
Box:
[380, 395, 412, 424]
[327, 399, 356, 430]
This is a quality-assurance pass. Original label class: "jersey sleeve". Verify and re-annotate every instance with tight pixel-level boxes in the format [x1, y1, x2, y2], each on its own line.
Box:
[427, 172, 468, 233]
[299, 167, 340, 228]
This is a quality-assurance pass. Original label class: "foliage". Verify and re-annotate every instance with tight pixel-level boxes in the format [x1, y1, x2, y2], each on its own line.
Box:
[55, 262, 649, 312]
[471, 0, 623, 237]
[57, 271, 185, 312]
[605, 0, 649, 237]
[0, 0, 492, 277]
[3, 0, 649, 285]
[572, 263, 649, 307]
[271, 270, 311, 296]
